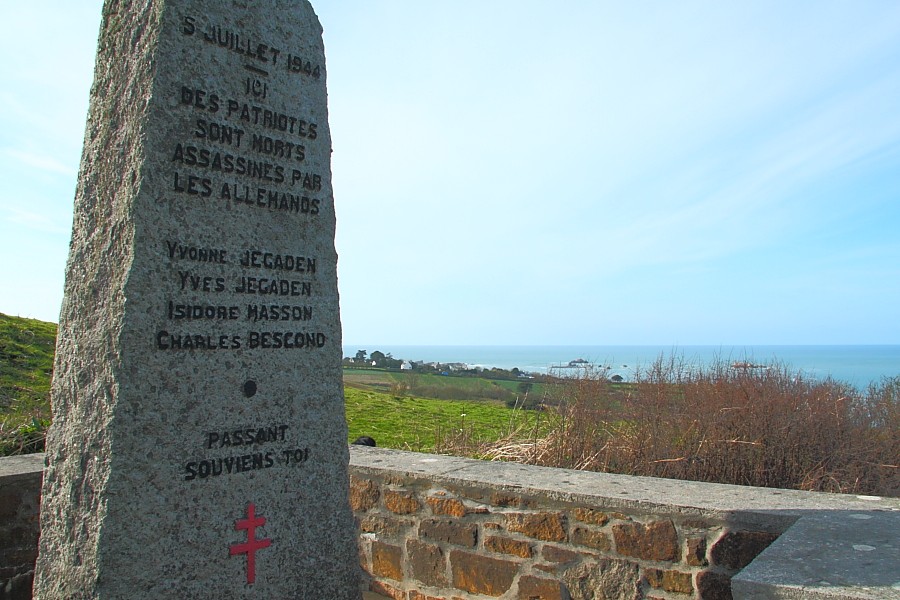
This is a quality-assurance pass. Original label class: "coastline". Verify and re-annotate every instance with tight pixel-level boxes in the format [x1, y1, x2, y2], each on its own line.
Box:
[342, 344, 900, 390]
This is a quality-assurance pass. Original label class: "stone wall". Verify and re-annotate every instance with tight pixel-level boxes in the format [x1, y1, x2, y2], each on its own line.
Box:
[348, 448, 899, 600]
[0, 454, 42, 600]
[1, 450, 897, 600]
[353, 475, 762, 599]
[351, 455, 774, 599]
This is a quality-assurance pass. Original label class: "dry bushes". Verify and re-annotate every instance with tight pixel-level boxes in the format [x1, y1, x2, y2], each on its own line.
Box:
[477, 358, 899, 497]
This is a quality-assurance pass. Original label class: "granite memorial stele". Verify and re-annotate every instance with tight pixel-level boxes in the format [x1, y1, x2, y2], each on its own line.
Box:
[34, 1, 360, 597]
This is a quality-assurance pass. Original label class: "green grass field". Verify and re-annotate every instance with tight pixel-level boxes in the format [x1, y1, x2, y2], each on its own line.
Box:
[0, 314, 55, 419]
[344, 368, 556, 406]
[345, 387, 547, 452]
[0, 313, 56, 453]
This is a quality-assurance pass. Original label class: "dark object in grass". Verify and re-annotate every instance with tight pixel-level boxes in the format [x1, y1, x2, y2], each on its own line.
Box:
[352, 436, 377, 447]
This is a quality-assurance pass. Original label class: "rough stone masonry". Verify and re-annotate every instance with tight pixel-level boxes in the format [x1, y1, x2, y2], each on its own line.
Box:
[33, 1, 360, 598]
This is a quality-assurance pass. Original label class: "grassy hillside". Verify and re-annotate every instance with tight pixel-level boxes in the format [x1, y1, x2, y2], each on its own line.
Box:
[0, 313, 56, 413]
[0, 313, 56, 453]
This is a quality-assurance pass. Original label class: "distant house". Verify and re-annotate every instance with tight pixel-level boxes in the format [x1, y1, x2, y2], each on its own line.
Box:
[400, 361, 413, 370]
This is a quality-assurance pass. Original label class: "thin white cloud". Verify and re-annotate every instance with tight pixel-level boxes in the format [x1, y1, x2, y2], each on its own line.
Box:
[1, 205, 69, 235]
[1, 148, 77, 177]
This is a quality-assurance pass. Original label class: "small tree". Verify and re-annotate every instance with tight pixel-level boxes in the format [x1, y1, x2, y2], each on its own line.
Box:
[354, 350, 367, 362]
[382, 354, 403, 369]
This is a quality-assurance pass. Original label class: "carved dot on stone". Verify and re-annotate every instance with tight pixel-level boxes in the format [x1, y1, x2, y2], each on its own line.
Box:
[243, 380, 258, 398]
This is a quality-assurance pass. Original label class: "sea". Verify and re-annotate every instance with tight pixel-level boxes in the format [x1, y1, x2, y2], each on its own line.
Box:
[341, 344, 900, 391]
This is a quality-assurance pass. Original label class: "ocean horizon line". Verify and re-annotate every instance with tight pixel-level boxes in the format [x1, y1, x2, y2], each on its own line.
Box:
[341, 344, 900, 390]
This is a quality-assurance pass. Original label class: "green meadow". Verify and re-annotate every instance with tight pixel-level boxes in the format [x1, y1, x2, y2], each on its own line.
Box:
[343, 368, 552, 451]
[0, 313, 56, 454]
[345, 386, 546, 452]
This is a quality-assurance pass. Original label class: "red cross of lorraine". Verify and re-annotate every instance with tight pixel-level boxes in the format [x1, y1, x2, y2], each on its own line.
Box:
[229, 502, 272, 584]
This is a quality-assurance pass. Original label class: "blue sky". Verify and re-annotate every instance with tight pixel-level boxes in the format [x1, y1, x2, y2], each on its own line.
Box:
[1, 1, 899, 345]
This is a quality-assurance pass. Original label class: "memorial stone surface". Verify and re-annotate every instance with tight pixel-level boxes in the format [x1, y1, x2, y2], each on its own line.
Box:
[34, 1, 360, 597]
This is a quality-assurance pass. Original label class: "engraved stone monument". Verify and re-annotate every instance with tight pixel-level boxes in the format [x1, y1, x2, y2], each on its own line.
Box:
[34, 1, 360, 597]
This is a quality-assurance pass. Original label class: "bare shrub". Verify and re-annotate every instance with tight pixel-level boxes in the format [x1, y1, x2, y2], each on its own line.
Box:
[389, 380, 410, 396]
[478, 356, 899, 497]
[433, 396, 553, 462]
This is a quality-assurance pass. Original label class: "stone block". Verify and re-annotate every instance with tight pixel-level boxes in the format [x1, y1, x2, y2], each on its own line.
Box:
[407, 539, 447, 588]
[645, 567, 694, 594]
[359, 514, 414, 539]
[384, 490, 421, 515]
[450, 549, 518, 597]
[696, 569, 732, 600]
[709, 530, 778, 570]
[564, 558, 642, 600]
[426, 496, 467, 518]
[418, 518, 477, 547]
[573, 507, 610, 526]
[571, 526, 611, 551]
[613, 519, 679, 561]
[350, 476, 381, 512]
[541, 545, 579, 564]
[371, 541, 403, 581]
[506, 512, 567, 542]
[484, 535, 533, 558]
[685, 536, 708, 566]
[518, 575, 567, 600]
